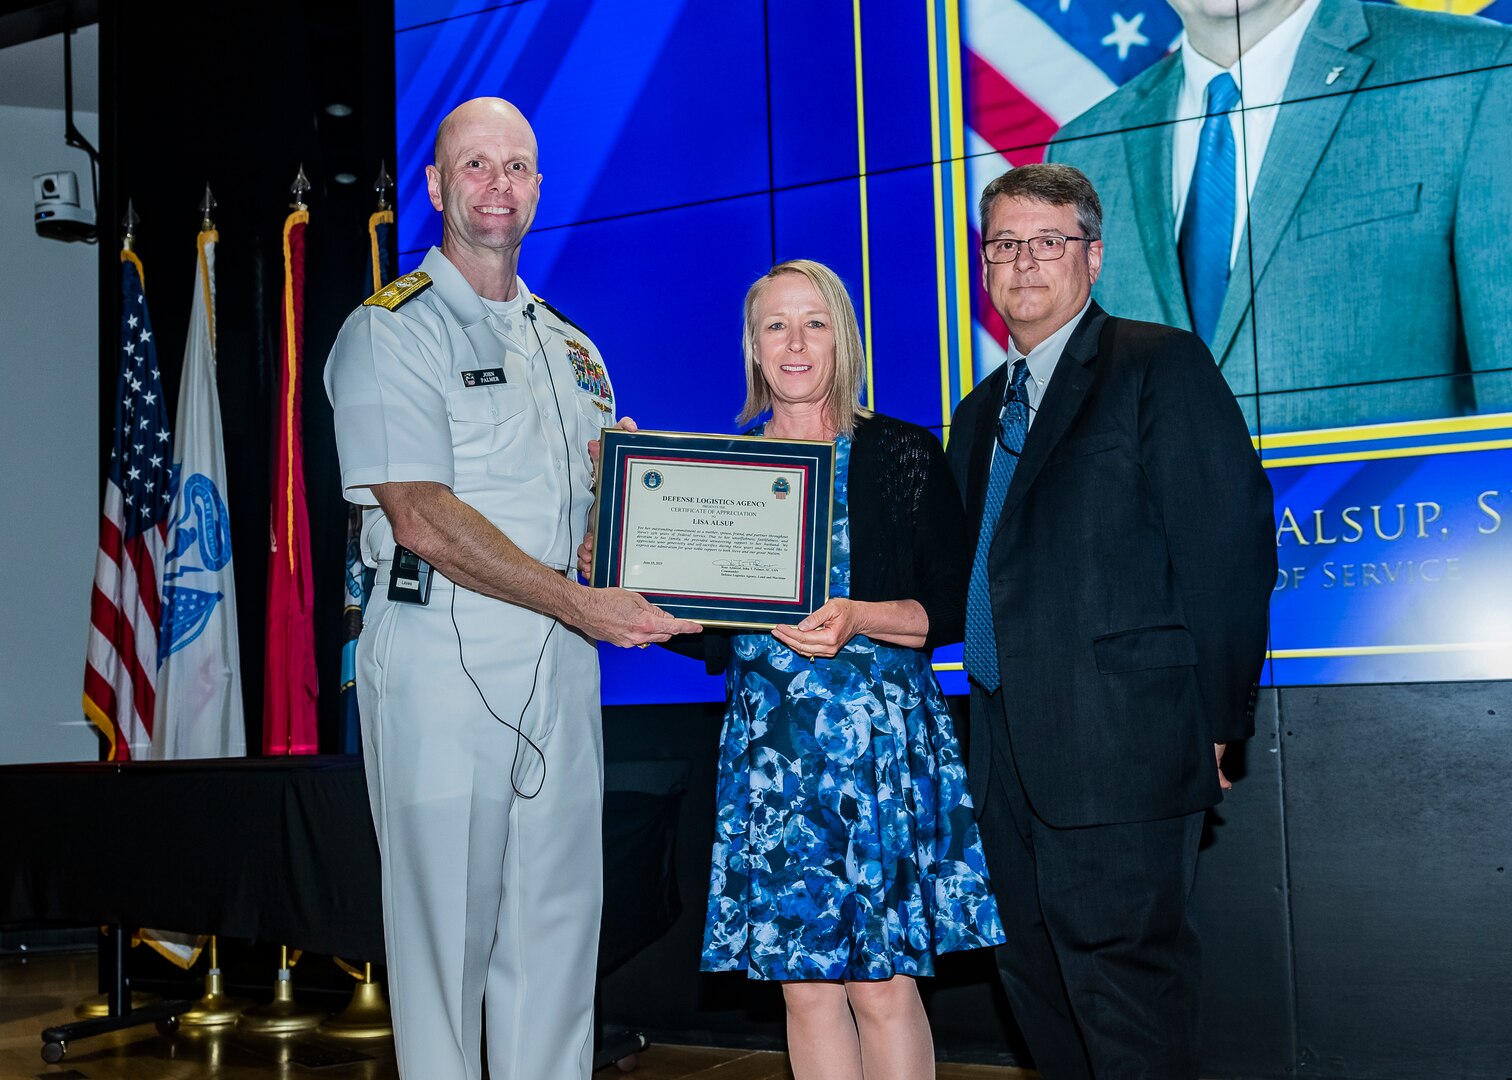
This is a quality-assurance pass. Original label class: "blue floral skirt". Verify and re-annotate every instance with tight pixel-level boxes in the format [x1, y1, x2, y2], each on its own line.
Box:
[701, 633, 1005, 981]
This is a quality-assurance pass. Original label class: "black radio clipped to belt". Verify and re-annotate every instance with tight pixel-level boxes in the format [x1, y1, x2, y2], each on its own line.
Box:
[388, 544, 433, 605]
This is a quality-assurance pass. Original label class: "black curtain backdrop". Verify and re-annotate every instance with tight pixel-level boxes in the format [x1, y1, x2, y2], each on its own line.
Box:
[98, 0, 397, 755]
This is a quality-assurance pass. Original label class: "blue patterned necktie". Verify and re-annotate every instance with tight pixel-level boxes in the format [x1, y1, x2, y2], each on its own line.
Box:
[1179, 72, 1241, 344]
[964, 358, 1031, 692]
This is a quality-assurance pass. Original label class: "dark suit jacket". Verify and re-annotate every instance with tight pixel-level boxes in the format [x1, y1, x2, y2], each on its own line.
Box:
[947, 303, 1276, 828]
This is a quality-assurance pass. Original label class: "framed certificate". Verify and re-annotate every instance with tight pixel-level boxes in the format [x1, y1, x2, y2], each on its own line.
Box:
[590, 430, 836, 629]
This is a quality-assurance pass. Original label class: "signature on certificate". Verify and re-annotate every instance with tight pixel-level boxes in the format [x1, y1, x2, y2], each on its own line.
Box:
[713, 558, 779, 573]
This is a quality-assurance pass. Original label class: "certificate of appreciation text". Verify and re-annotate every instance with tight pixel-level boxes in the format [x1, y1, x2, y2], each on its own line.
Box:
[590, 431, 835, 627]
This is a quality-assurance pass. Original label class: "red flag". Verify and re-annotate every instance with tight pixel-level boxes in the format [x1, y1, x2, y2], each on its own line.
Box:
[83, 251, 175, 760]
[263, 208, 318, 754]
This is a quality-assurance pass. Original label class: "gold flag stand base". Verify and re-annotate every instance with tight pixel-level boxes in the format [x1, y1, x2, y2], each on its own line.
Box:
[318, 979, 392, 1039]
[73, 991, 156, 1019]
[237, 972, 325, 1035]
[175, 971, 250, 1029]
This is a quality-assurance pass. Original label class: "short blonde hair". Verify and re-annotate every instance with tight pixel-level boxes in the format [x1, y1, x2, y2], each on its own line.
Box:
[737, 260, 873, 437]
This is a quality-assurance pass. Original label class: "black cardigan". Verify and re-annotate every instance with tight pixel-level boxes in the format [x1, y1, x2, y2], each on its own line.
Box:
[666, 412, 970, 675]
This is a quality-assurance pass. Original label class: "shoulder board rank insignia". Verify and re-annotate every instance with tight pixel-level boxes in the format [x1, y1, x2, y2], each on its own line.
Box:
[530, 293, 585, 334]
[365, 271, 433, 311]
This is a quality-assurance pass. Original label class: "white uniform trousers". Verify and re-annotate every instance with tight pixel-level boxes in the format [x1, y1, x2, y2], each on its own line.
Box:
[358, 572, 603, 1080]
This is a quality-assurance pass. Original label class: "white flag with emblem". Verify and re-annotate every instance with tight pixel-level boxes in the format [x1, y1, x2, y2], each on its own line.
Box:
[154, 229, 246, 762]
[143, 229, 246, 967]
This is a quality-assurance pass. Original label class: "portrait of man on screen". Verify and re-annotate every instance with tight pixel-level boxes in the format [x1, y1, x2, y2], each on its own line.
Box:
[1043, 0, 1512, 434]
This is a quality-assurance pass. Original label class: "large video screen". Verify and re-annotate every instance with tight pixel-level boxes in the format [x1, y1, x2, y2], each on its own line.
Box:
[395, 0, 1512, 703]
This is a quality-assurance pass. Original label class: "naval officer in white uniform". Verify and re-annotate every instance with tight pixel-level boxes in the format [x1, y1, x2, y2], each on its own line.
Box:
[324, 96, 700, 1080]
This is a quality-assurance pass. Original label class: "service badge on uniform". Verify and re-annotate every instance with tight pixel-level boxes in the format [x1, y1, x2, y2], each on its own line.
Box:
[566, 339, 614, 411]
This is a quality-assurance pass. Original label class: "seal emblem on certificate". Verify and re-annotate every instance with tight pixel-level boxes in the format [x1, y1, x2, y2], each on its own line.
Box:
[590, 430, 836, 628]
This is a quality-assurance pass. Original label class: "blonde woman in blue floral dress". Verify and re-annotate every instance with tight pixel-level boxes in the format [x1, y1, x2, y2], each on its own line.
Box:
[665, 261, 1004, 1079]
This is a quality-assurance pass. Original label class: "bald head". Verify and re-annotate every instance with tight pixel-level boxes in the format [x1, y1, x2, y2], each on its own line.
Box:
[425, 96, 544, 298]
[434, 97, 537, 168]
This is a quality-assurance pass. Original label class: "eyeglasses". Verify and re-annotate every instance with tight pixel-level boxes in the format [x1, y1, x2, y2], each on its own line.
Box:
[981, 234, 1093, 264]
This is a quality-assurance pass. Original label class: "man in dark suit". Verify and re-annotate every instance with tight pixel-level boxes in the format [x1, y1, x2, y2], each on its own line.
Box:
[947, 163, 1276, 1078]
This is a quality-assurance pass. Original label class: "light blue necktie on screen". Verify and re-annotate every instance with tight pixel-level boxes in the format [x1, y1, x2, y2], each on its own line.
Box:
[964, 359, 1031, 692]
[1179, 72, 1241, 344]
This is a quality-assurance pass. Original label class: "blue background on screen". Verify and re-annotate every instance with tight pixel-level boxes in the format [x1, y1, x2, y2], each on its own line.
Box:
[394, 0, 1512, 700]
[394, 0, 965, 704]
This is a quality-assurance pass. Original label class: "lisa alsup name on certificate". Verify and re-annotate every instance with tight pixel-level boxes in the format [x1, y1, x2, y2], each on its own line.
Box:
[619, 458, 807, 602]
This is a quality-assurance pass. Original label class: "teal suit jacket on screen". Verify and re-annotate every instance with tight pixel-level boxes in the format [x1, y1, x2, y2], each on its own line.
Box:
[1047, 0, 1512, 434]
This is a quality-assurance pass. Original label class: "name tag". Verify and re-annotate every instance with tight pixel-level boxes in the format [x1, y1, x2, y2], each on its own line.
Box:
[461, 368, 506, 387]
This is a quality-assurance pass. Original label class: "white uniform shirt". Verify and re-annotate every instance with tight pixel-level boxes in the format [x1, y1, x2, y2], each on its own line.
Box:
[324, 246, 615, 573]
[1171, 0, 1322, 266]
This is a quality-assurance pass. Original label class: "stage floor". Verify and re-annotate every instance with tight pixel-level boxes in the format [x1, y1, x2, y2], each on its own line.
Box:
[0, 952, 1035, 1079]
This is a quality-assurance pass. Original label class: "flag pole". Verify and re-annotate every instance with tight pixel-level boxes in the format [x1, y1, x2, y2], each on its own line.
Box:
[263, 163, 320, 756]
[338, 161, 392, 750]
[139, 174, 250, 991]
[175, 931, 249, 1030]
[324, 166, 394, 1040]
[238, 945, 324, 1035]
[74, 201, 161, 1024]
[164, 185, 247, 1031]
[167, 201, 239, 1026]
[240, 166, 329, 1034]
[319, 960, 392, 1040]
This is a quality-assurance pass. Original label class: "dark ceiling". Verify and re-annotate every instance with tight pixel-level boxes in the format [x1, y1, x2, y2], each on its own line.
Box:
[0, 0, 96, 50]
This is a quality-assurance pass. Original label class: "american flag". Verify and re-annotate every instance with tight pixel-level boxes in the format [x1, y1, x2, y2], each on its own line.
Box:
[83, 253, 175, 760]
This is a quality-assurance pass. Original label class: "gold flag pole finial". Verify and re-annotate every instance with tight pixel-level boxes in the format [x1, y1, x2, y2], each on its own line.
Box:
[373, 160, 393, 211]
[200, 184, 217, 231]
[290, 164, 311, 211]
[121, 198, 140, 251]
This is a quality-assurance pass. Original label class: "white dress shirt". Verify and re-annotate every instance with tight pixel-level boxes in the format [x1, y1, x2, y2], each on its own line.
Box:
[1006, 296, 1093, 432]
[1171, 0, 1322, 266]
